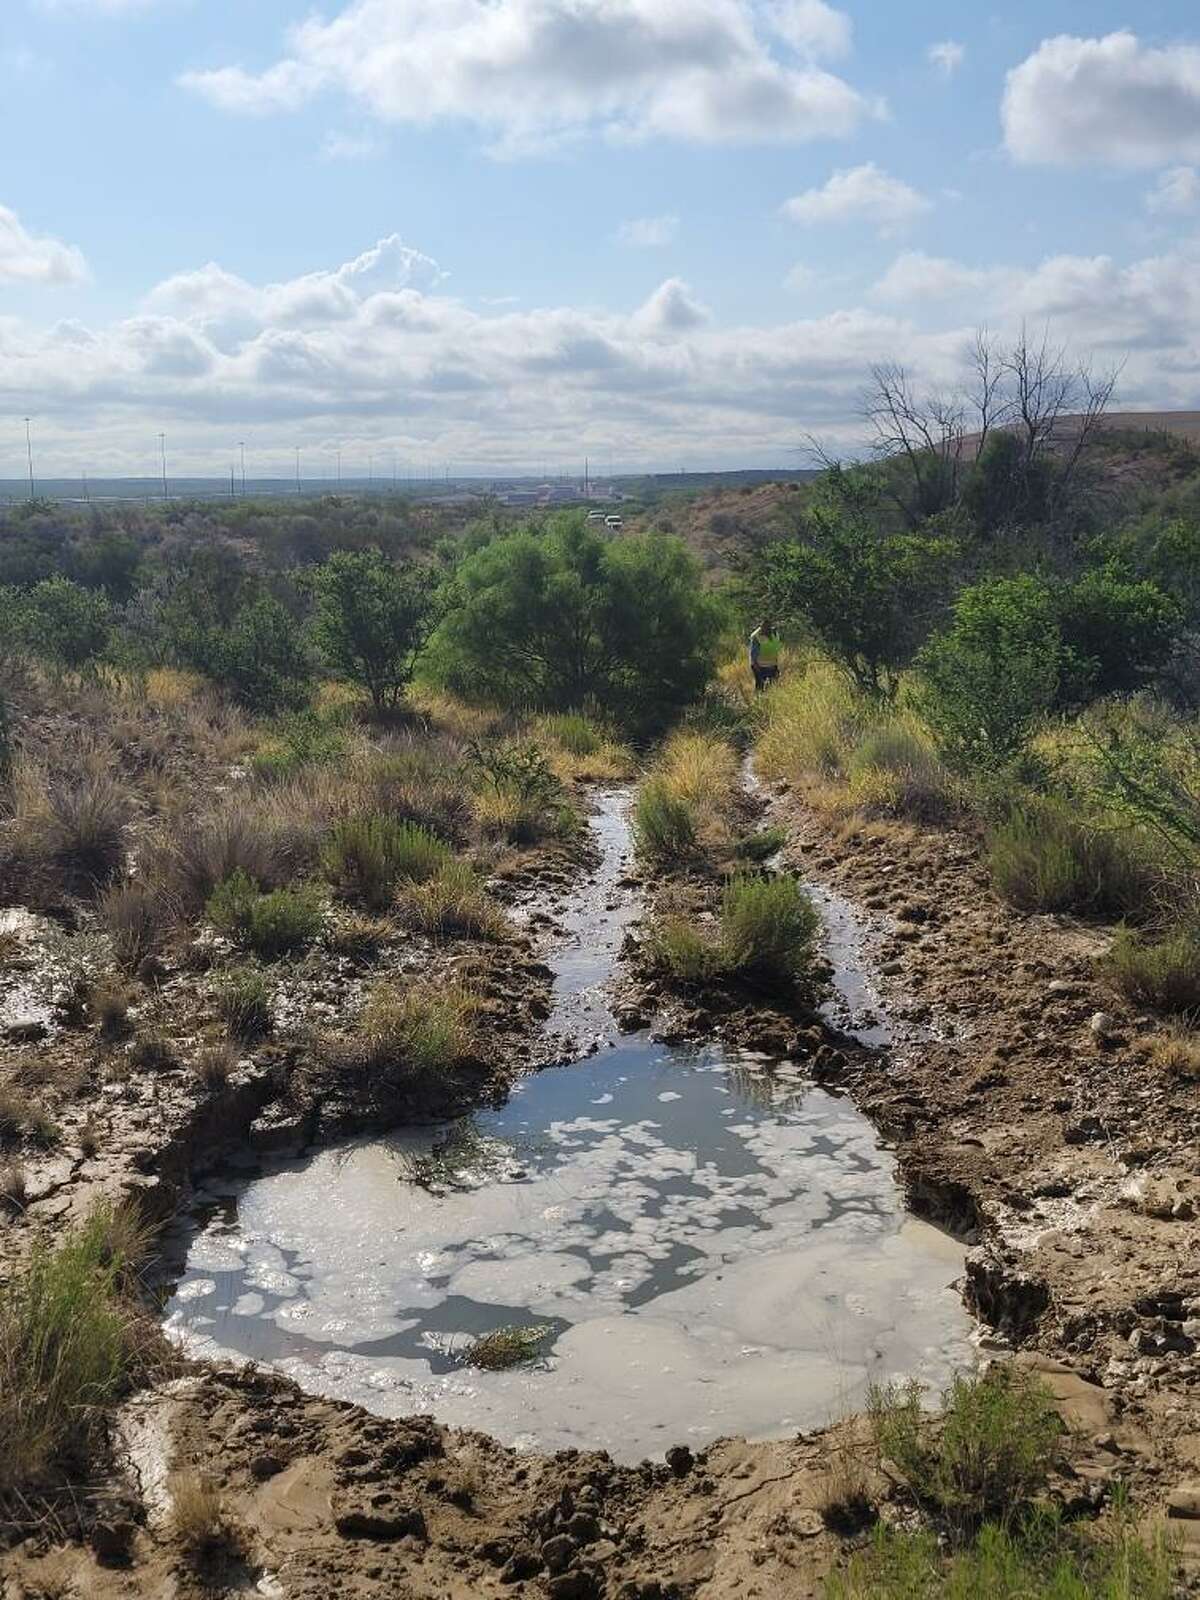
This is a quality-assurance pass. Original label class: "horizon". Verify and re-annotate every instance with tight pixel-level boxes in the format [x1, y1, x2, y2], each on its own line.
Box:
[6, 3, 1200, 474]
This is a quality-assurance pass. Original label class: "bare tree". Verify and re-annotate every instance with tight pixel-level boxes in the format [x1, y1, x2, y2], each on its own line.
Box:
[851, 325, 1120, 529]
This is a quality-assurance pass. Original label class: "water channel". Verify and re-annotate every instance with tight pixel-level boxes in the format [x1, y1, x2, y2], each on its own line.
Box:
[163, 790, 974, 1463]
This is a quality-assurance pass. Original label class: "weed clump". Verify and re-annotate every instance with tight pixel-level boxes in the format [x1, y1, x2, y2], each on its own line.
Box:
[721, 872, 820, 984]
[645, 917, 724, 982]
[1151, 1025, 1200, 1080]
[169, 1472, 249, 1574]
[194, 1041, 237, 1090]
[0, 1203, 148, 1495]
[869, 1365, 1061, 1540]
[343, 979, 479, 1078]
[1104, 925, 1200, 1014]
[634, 776, 697, 862]
[0, 1088, 58, 1149]
[206, 870, 323, 958]
[394, 861, 509, 942]
[215, 966, 273, 1044]
[986, 800, 1157, 918]
[463, 1324, 550, 1371]
[321, 814, 450, 909]
[97, 879, 167, 973]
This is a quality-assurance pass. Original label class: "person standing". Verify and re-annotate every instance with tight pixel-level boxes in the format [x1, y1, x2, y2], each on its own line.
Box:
[749, 619, 781, 692]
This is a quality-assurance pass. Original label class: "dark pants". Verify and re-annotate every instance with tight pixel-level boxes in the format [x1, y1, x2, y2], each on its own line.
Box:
[752, 664, 779, 692]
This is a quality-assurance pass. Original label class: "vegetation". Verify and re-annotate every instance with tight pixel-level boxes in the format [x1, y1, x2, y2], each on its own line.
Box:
[215, 966, 274, 1044]
[648, 872, 820, 989]
[394, 860, 509, 942]
[985, 801, 1156, 919]
[206, 870, 324, 958]
[828, 1366, 1172, 1599]
[305, 548, 434, 713]
[463, 1324, 551, 1370]
[321, 814, 451, 909]
[0, 1203, 148, 1495]
[423, 515, 723, 734]
[343, 978, 479, 1079]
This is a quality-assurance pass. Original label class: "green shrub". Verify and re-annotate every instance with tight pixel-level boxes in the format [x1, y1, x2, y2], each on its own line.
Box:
[215, 966, 273, 1044]
[826, 1507, 1174, 1600]
[734, 825, 787, 863]
[187, 596, 313, 715]
[251, 710, 349, 781]
[913, 576, 1065, 772]
[394, 860, 509, 942]
[1104, 926, 1200, 1014]
[23, 576, 111, 673]
[206, 870, 323, 958]
[634, 776, 697, 861]
[321, 815, 451, 910]
[869, 1366, 1061, 1541]
[1057, 566, 1182, 701]
[0, 1203, 147, 1494]
[421, 515, 723, 735]
[644, 916, 724, 981]
[305, 549, 434, 714]
[986, 801, 1158, 919]
[846, 723, 959, 822]
[720, 872, 820, 984]
[538, 711, 604, 756]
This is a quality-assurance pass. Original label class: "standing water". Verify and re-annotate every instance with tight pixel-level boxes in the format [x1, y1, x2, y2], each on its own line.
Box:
[164, 791, 973, 1462]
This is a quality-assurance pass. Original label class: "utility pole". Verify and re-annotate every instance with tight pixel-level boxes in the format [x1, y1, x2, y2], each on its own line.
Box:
[82, 471, 90, 504]
[230, 464, 236, 498]
[239, 441, 246, 496]
[368, 453, 374, 490]
[295, 446, 301, 495]
[23, 418, 34, 500]
[392, 452, 397, 493]
[336, 448, 342, 489]
[159, 432, 168, 501]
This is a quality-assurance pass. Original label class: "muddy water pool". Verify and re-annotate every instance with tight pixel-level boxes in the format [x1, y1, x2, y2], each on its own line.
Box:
[164, 791, 974, 1462]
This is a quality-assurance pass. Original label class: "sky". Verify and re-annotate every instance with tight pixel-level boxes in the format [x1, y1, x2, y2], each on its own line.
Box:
[4, 1, 1200, 480]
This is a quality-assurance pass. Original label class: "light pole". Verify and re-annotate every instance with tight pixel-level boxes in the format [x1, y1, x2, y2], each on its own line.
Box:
[158, 432, 168, 501]
[368, 453, 374, 490]
[23, 417, 34, 500]
[239, 441, 246, 496]
[295, 446, 301, 495]
[336, 448, 342, 489]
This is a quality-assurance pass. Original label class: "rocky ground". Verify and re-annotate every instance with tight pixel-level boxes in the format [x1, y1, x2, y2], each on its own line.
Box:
[6, 776, 1200, 1596]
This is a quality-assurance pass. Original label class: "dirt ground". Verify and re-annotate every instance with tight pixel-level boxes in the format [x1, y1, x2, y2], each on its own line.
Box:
[6, 776, 1200, 1596]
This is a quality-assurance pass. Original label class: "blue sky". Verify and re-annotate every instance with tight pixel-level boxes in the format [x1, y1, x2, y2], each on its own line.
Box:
[4, 0, 1200, 478]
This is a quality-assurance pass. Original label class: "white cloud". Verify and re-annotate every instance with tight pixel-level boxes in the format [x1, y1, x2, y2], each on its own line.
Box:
[321, 130, 381, 162]
[179, 0, 875, 153]
[766, 0, 852, 58]
[14, 229, 1200, 474]
[927, 40, 964, 78]
[784, 262, 817, 293]
[781, 163, 931, 235]
[1003, 32, 1200, 168]
[0, 204, 88, 286]
[871, 251, 1001, 303]
[617, 214, 679, 248]
[1146, 164, 1200, 214]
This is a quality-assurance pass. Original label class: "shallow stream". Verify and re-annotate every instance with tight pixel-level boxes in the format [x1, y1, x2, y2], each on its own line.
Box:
[164, 790, 974, 1462]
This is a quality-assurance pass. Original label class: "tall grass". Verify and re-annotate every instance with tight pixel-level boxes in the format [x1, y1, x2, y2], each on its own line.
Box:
[0, 1203, 148, 1494]
[1104, 926, 1200, 1014]
[394, 860, 509, 942]
[721, 872, 820, 983]
[344, 978, 479, 1077]
[97, 879, 167, 972]
[321, 814, 450, 909]
[986, 800, 1159, 919]
[647, 872, 820, 989]
[634, 776, 697, 862]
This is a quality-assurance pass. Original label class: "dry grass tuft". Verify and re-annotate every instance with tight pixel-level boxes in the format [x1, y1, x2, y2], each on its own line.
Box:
[1150, 1025, 1200, 1080]
[97, 879, 168, 973]
[340, 978, 480, 1078]
[394, 861, 509, 942]
[193, 1042, 237, 1091]
[168, 1472, 248, 1573]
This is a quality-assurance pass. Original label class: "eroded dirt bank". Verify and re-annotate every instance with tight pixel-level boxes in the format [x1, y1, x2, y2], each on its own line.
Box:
[6, 778, 1200, 1597]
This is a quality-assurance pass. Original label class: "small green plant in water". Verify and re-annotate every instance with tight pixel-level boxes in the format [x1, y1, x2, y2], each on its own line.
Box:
[734, 825, 787, 863]
[463, 1324, 551, 1371]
